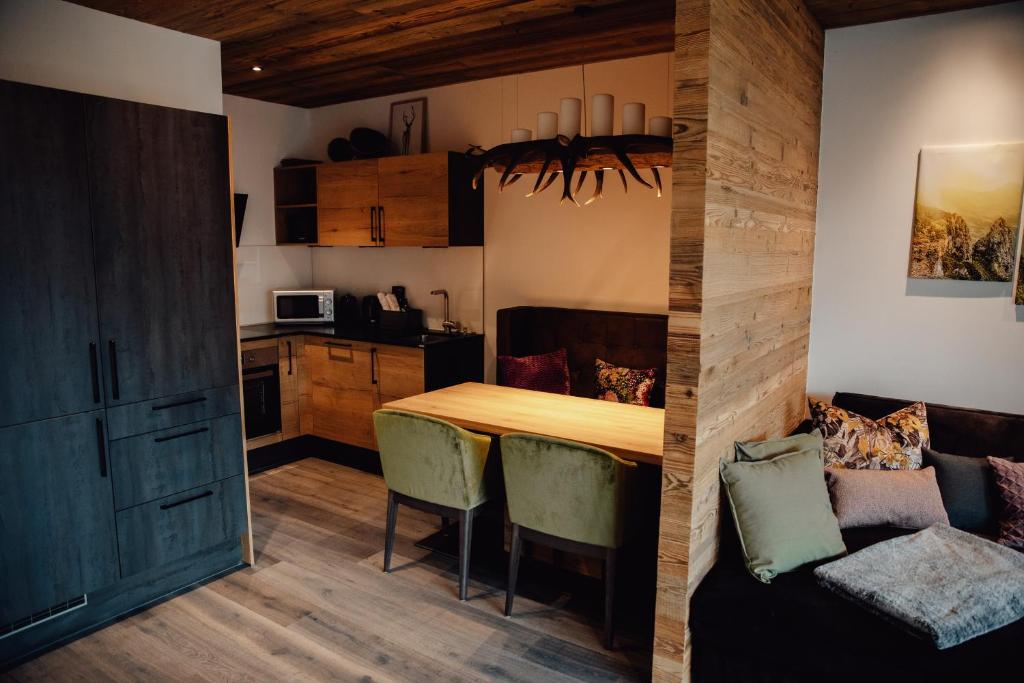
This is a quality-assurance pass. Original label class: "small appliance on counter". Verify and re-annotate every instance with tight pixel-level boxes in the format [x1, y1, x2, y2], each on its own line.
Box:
[273, 289, 335, 324]
[361, 294, 382, 326]
[335, 293, 360, 330]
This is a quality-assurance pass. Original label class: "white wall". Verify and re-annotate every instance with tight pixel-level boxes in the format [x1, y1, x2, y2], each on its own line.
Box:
[0, 0, 222, 114]
[809, 2, 1024, 413]
[224, 95, 317, 325]
[308, 53, 673, 378]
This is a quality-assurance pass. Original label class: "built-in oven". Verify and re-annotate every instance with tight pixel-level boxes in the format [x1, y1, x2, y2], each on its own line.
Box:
[273, 289, 335, 324]
[241, 346, 281, 440]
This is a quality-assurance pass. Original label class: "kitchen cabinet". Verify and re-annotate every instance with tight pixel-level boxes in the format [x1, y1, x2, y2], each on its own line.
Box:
[275, 152, 483, 247]
[0, 79, 246, 664]
[0, 81, 103, 428]
[279, 336, 303, 440]
[317, 160, 379, 246]
[0, 412, 119, 624]
[306, 338, 377, 449]
[375, 345, 425, 404]
[85, 96, 239, 406]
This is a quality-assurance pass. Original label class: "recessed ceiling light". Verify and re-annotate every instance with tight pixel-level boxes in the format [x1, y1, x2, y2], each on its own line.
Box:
[251, 65, 263, 72]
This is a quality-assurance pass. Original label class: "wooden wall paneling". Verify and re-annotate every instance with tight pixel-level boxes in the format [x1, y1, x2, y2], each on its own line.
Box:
[653, 0, 823, 680]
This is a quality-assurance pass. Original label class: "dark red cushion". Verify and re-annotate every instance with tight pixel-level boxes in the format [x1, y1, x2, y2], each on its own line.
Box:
[497, 348, 570, 395]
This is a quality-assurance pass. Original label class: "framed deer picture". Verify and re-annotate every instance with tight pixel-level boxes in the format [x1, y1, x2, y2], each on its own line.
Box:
[388, 97, 427, 156]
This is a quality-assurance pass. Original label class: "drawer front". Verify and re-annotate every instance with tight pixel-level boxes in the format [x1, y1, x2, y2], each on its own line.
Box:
[307, 339, 374, 391]
[116, 476, 246, 578]
[106, 385, 240, 440]
[110, 414, 243, 510]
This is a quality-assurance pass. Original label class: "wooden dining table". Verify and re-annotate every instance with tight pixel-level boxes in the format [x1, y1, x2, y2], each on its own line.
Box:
[382, 382, 665, 466]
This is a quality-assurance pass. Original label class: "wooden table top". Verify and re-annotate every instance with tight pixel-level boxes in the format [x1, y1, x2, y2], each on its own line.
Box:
[382, 382, 664, 465]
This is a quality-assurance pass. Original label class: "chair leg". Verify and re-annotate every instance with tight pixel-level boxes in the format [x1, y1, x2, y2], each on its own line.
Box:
[504, 523, 522, 617]
[458, 507, 475, 601]
[603, 548, 617, 650]
[384, 490, 398, 573]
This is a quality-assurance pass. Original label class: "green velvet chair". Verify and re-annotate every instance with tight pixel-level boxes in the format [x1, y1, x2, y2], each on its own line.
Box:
[373, 409, 493, 601]
[500, 433, 636, 649]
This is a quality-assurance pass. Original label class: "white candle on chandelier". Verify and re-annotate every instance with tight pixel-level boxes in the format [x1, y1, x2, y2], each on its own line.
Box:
[537, 111, 558, 139]
[558, 97, 582, 138]
[591, 94, 614, 136]
[622, 102, 646, 135]
[510, 128, 532, 143]
[649, 116, 672, 137]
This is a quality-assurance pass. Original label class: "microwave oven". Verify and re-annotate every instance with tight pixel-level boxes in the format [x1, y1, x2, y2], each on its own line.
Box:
[272, 289, 335, 324]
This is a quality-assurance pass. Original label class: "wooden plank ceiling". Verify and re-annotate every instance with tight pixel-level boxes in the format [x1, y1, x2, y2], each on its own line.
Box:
[71, 0, 1011, 107]
[70, 0, 676, 108]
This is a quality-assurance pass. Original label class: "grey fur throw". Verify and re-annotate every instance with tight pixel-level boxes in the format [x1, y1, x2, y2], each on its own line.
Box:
[814, 524, 1024, 649]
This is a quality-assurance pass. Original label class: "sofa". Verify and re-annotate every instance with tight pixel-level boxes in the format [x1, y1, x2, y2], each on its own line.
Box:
[496, 306, 668, 407]
[689, 392, 1023, 683]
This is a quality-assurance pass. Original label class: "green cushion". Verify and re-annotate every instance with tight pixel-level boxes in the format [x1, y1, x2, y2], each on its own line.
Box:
[373, 409, 492, 510]
[735, 430, 823, 462]
[500, 433, 636, 549]
[721, 448, 846, 583]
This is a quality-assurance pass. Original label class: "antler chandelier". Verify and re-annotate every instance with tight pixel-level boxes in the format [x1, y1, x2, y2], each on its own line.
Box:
[468, 85, 676, 206]
[469, 132, 673, 206]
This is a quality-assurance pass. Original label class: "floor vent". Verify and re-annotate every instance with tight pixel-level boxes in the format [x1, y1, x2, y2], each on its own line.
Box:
[0, 595, 87, 640]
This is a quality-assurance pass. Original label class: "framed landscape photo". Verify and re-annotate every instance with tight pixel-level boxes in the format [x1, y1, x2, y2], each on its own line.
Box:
[908, 142, 1024, 283]
[388, 97, 427, 156]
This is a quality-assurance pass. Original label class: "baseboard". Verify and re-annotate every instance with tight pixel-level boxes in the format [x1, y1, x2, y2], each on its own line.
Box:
[249, 435, 382, 476]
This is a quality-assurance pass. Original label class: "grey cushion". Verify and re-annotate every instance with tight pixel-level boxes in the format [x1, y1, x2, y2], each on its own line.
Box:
[923, 447, 1001, 533]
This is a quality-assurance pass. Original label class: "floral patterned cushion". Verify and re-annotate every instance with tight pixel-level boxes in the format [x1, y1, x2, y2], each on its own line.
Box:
[595, 359, 656, 406]
[809, 400, 929, 470]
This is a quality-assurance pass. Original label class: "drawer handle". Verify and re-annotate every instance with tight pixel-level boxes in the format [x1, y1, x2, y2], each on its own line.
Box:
[154, 426, 209, 443]
[108, 340, 120, 401]
[160, 490, 213, 510]
[325, 341, 352, 349]
[89, 342, 101, 403]
[152, 396, 207, 411]
[95, 418, 107, 478]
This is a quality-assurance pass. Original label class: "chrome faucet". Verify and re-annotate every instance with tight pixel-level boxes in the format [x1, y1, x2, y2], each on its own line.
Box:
[430, 289, 458, 334]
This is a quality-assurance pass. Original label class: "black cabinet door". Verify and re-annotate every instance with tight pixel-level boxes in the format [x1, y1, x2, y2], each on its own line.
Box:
[85, 97, 237, 406]
[0, 80, 103, 428]
[0, 411, 119, 624]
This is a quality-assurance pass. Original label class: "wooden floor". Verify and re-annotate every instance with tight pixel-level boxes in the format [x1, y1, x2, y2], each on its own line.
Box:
[4, 458, 651, 682]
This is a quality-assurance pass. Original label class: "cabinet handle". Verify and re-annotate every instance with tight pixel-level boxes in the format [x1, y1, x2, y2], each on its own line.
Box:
[154, 426, 209, 443]
[378, 205, 385, 246]
[325, 341, 352, 349]
[108, 340, 120, 401]
[370, 206, 377, 243]
[370, 347, 378, 385]
[89, 342, 100, 403]
[152, 396, 206, 411]
[160, 490, 213, 510]
[95, 418, 107, 478]
[287, 340, 293, 375]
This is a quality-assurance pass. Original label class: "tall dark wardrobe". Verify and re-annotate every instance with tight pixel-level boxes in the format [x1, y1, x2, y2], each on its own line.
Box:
[0, 79, 248, 664]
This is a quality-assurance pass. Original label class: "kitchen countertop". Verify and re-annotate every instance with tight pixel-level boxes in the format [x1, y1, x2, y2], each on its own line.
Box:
[239, 323, 483, 349]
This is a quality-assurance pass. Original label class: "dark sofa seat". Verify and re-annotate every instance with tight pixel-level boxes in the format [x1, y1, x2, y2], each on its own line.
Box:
[691, 526, 1020, 683]
[691, 392, 1024, 683]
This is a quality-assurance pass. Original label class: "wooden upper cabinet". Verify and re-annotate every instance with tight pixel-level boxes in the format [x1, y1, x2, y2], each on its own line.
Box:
[279, 152, 483, 247]
[378, 152, 482, 247]
[317, 160, 378, 246]
[378, 153, 450, 247]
